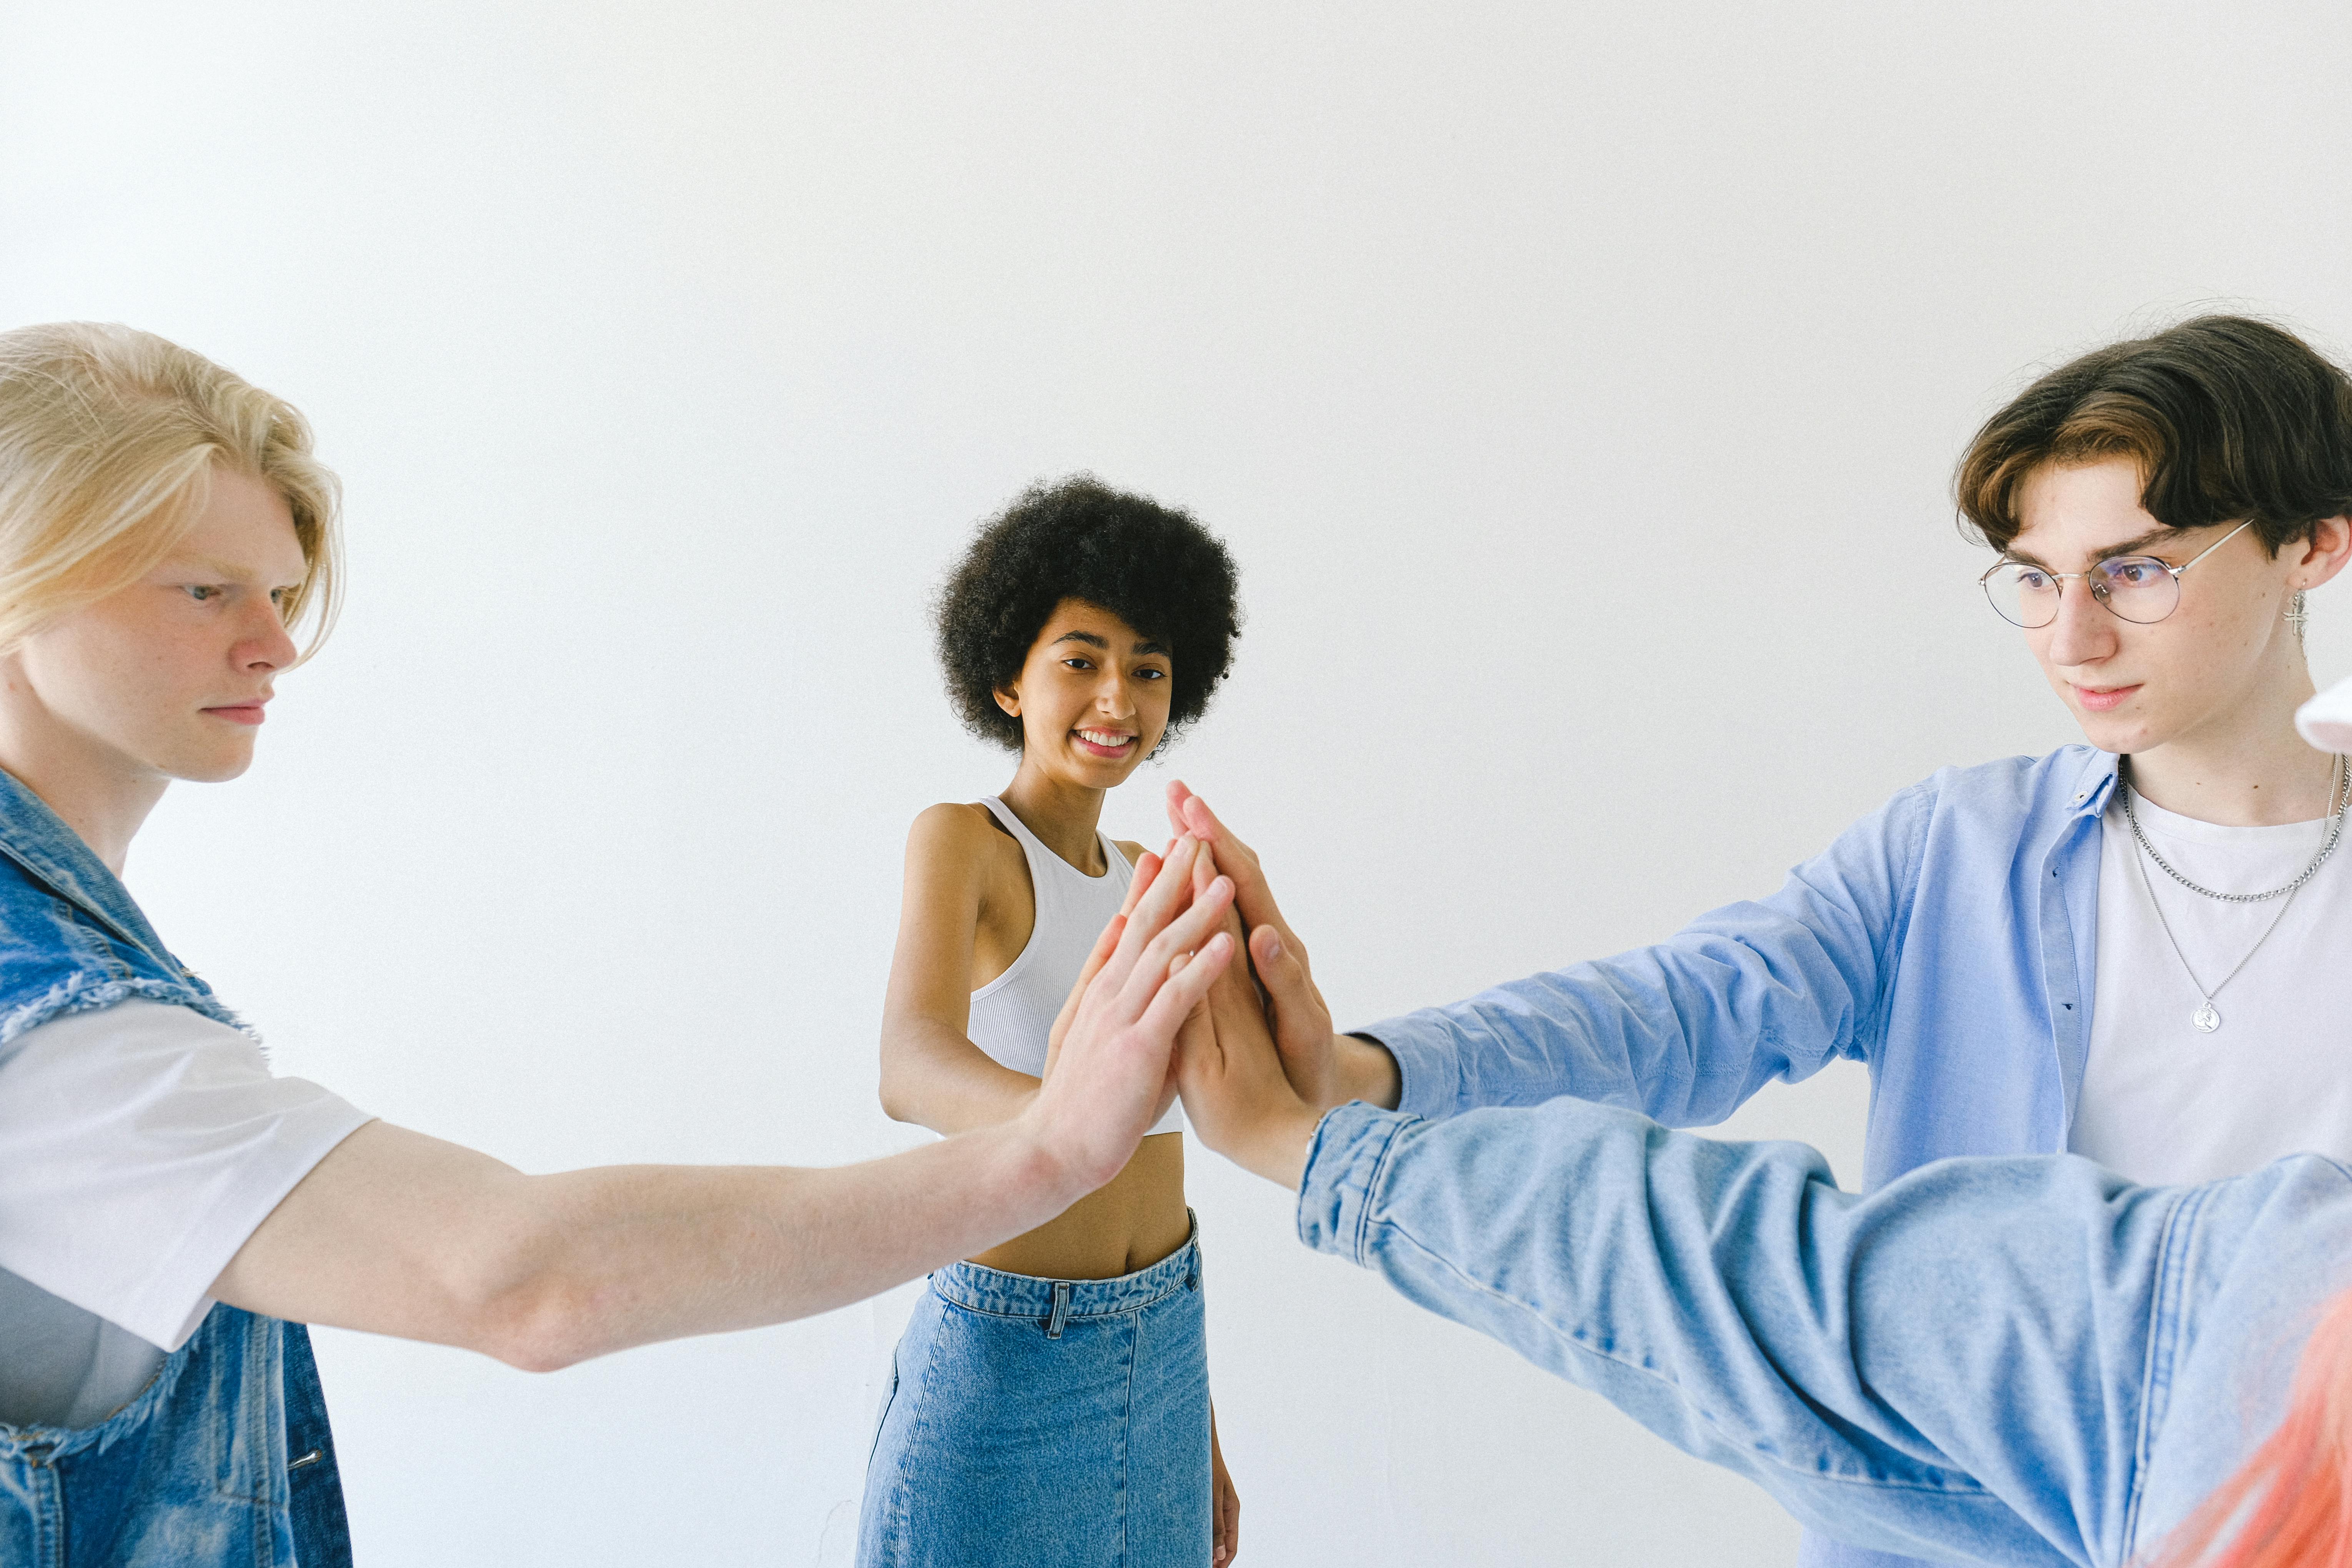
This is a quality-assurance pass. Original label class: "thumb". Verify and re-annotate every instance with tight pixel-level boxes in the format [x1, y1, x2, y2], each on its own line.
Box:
[1252, 924, 1316, 1050]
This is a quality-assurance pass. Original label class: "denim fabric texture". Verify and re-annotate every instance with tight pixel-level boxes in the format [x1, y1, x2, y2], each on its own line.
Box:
[858, 1224, 1210, 1566]
[1363, 746, 2122, 1568]
[1299, 1098, 2352, 1568]
[0, 768, 348, 1567]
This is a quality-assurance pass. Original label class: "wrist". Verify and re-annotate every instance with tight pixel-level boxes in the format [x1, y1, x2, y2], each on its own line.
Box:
[995, 1110, 1100, 1221]
[1334, 1033, 1403, 1112]
[1242, 1102, 1323, 1190]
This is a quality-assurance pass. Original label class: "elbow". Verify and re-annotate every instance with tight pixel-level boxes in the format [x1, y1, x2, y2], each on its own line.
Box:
[876, 1051, 922, 1126]
[433, 1206, 611, 1374]
[469, 1279, 606, 1375]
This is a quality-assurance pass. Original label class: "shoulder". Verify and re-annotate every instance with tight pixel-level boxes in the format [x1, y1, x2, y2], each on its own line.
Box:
[905, 802, 1020, 879]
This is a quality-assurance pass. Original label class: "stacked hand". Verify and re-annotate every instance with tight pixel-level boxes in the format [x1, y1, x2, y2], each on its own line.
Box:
[1040, 791, 1398, 1193]
[1163, 782, 1398, 1190]
[1025, 835, 1237, 1198]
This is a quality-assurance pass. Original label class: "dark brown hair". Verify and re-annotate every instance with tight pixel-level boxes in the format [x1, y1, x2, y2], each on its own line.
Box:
[1956, 316, 2352, 557]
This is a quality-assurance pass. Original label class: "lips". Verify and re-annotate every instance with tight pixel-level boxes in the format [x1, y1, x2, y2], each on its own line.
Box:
[201, 701, 268, 726]
[2072, 684, 2142, 713]
[1074, 728, 1136, 759]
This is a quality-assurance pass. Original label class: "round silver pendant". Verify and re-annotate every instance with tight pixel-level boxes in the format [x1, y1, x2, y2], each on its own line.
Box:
[2192, 1002, 2222, 1033]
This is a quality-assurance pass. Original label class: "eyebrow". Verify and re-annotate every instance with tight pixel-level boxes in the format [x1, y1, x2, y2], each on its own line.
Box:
[168, 555, 306, 588]
[2004, 525, 2194, 570]
[1052, 630, 1170, 657]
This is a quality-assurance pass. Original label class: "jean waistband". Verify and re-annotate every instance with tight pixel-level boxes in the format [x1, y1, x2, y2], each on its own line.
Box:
[931, 1212, 1201, 1319]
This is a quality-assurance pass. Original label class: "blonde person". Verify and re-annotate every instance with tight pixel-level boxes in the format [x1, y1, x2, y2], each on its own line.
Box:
[859, 479, 1244, 1567]
[0, 325, 1238, 1568]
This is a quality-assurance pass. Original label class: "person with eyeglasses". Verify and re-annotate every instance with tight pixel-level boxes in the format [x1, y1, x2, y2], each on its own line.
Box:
[1153, 314, 2352, 1568]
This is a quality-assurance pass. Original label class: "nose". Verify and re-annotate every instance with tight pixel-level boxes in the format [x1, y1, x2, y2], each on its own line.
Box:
[1094, 666, 1137, 719]
[237, 599, 300, 673]
[2041, 574, 2117, 670]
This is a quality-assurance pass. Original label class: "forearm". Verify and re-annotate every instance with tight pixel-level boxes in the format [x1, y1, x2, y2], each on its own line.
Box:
[509, 1122, 1081, 1364]
[1296, 1100, 2180, 1565]
[218, 1118, 1089, 1372]
[877, 1020, 1041, 1134]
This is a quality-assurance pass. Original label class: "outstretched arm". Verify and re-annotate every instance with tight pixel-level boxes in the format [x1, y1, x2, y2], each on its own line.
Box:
[214, 838, 1237, 1372]
[1180, 977, 2286, 1567]
[1169, 778, 1922, 1127]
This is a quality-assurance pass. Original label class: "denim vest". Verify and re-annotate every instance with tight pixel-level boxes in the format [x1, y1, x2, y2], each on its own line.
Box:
[0, 770, 350, 1567]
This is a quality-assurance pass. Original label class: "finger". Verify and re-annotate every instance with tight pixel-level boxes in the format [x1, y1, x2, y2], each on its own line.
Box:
[1120, 873, 1235, 1010]
[1134, 928, 1234, 1040]
[1164, 779, 1194, 842]
[1250, 922, 1320, 1054]
[1176, 792, 1293, 943]
[1119, 851, 1159, 919]
[1098, 836, 1202, 991]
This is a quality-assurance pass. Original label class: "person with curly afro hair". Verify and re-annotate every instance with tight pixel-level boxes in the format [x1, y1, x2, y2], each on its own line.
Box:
[861, 475, 1247, 1567]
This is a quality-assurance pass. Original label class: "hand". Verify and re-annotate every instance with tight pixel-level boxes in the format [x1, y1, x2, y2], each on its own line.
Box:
[1211, 1410, 1240, 1564]
[1165, 782, 1399, 1114]
[1019, 836, 1237, 1196]
[1175, 896, 1323, 1190]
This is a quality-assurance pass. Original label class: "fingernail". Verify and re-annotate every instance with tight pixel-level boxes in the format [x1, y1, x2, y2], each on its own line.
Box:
[1265, 932, 1283, 961]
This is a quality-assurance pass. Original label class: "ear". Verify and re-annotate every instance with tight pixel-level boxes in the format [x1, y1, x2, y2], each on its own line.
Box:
[2295, 516, 2352, 593]
[994, 684, 1021, 718]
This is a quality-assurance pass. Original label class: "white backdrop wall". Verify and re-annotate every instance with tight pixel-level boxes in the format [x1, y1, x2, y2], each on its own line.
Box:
[7, 4, 2352, 1563]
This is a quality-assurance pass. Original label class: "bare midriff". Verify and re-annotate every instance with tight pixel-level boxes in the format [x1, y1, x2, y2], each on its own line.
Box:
[967, 1130, 1189, 1280]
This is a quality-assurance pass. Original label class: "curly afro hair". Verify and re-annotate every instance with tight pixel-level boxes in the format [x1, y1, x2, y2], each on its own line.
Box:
[937, 475, 1242, 754]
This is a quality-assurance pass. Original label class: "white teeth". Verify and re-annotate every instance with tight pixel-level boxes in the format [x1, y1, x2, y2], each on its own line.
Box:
[1079, 730, 1134, 747]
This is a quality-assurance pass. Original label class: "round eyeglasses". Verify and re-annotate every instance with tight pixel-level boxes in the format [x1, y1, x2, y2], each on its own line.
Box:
[1979, 518, 2255, 629]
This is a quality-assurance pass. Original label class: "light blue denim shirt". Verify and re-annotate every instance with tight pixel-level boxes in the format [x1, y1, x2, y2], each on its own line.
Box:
[1359, 744, 2129, 1568]
[1297, 1097, 2352, 1567]
[1366, 745, 2122, 1190]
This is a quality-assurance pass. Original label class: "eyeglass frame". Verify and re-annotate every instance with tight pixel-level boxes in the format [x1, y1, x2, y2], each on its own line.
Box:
[1977, 517, 2257, 629]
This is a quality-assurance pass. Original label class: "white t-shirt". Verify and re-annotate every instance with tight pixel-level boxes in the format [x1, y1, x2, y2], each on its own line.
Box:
[0, 1000, 371, 1428]
[2071, 786, 2352, 1186]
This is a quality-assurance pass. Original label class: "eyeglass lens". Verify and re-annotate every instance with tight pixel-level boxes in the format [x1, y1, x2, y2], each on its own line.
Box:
[1982, 558, 2180, 629]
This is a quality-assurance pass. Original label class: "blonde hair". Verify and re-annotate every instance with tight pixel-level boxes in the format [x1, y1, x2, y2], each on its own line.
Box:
[0, 322, 341, 657]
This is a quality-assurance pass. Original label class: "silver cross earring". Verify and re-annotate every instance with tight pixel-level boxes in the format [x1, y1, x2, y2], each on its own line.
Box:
[2288, 589, 2311, 643]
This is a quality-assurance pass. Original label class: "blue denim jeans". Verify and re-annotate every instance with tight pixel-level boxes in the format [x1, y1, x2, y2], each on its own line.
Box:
[857, 1220, 1209, 1567]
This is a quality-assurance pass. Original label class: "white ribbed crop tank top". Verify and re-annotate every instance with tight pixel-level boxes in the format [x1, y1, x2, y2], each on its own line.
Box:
[970, 797, 1183, 1137]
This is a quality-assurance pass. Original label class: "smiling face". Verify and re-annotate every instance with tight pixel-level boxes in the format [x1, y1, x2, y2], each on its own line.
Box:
[2006, 458, 2342, 756]
[2, 465, 307, 789]
[994, 598, 1173, 788]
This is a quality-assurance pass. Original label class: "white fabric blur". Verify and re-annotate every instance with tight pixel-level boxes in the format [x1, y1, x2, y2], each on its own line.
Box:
[0, 1001, 371, 1428]
[967, 797, 1182, 1137]
[2297, 672, 2352, 752]
[2071, 786, 2352, 1186]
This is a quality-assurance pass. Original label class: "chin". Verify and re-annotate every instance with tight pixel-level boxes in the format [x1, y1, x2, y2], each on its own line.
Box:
[170, 746, 260, 784]
[2070, 709, 2166, 756]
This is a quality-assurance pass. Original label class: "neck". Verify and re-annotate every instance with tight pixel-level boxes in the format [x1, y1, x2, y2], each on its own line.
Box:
[2126, 668, 2335, 827]
[1000, 762, 1111, 873]
[0, 727, 164, 881]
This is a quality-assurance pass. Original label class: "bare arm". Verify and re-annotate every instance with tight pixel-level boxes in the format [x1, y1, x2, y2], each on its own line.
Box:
[877, 803, 1052, 1134]
[213, 837, 1238, 1373]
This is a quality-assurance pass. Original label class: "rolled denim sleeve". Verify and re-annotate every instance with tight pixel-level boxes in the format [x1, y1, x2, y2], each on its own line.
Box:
[1297, 1099, 2188, 1568]
[1365, 780, 1933, 1125]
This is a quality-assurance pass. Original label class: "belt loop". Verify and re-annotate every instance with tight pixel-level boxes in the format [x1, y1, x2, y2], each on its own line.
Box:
[1045, 1282, 1072, 1340]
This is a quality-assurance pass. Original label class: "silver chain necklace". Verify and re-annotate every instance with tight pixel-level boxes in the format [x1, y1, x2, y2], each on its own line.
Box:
[2122, 753, 2349, 903]
[2122, 753, 2349, 1032]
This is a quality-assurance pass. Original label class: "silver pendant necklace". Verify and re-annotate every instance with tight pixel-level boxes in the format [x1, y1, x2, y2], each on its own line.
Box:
[2122, 754, 2349, 1032]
